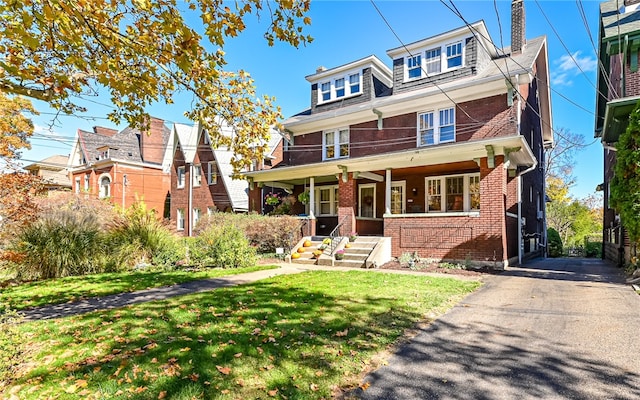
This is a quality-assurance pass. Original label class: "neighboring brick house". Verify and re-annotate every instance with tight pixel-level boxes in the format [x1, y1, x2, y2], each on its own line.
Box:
[244, 0, 552, 267]
[23, 154, 72, 193]
[595, 0, 640, 265]
[162, 121, 281, 236]
[67, 117, 171, 215]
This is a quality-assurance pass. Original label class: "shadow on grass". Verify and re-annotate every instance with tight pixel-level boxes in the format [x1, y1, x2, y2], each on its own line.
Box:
[10, 271, 471, 399]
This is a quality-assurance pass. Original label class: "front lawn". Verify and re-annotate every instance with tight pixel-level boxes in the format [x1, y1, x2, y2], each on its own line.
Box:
[2, 270, 481, 399]
[0, 265, 278, 311]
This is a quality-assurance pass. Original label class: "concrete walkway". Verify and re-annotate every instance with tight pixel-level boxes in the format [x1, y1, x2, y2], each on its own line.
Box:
[354, 258, 640, 400]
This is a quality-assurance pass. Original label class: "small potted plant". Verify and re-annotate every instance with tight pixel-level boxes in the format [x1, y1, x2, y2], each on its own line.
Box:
[334, 249, 345, 260]
[297, 190, 310, 205]
[264, 192, 280, 206]
[349, 232, 358, 242]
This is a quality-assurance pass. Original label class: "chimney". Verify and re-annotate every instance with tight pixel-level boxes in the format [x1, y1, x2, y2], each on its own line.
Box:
[140, 117, 166, 164]
[316, 66, 327, 73]
[511, 0, 526, 55]
[93, 126, 118, 137]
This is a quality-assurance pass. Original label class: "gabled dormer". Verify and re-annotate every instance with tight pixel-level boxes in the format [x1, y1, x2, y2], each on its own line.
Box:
[306, 55, 392, 114]
[386, 21, 497, 94]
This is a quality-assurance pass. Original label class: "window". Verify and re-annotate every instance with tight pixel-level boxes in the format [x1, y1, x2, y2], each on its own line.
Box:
[177, 166, 185, 189]
[418, 107, 455, 146]
[425, 48, 441, 74]
[335, 78, 345, 98]
[99, 176, 111, 198]
[193, 165, 202, 187]
[207, 206, 216, 215]
[323, 128, 349, 160]
[391, 181, 406, 214]
[84, 175, 90, 191]
[98, 149, 110, 160]
[75, 178, 81, 194]
[321, 82, 331, 102]
[359, 184, 376, 218]
[407, 54, 422, 79]
[446, 42, 463, 68]
[193, 208, 201, 228]
[425, 173, 480, 213]
[315, 185, 338, 216]
[203, 129, 210, 145]
[349, 73, 360, 94]
[177, 209, 185, 231]
[207, 162, 217, 185]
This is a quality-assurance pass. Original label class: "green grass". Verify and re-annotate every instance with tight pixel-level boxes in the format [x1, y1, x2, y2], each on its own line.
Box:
[1, 270, 481, 399]
[0, 265, 278, 311]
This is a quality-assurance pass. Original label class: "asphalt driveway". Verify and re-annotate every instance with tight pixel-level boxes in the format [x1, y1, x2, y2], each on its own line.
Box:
[354, 258, 640, 399]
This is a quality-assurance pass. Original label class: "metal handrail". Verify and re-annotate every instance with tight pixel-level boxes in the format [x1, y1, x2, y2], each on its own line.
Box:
[328, 215, 348, 255]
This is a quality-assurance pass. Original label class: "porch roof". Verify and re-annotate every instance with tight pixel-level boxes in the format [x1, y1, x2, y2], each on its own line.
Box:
[243, 135, 535, 183]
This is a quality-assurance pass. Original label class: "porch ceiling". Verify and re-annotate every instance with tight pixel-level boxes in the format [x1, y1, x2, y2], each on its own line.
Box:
[244, 135, 535, 183]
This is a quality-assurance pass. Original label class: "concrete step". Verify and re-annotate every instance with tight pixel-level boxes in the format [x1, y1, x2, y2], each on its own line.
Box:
[333, 259, 366, 268]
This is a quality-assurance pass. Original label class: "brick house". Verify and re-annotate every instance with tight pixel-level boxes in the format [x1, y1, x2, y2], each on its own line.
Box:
[595, 0, 640, 265]
[23, 154, 72, 193]
[244, 0, 552, 267]
[67, 117, 171, 215]
[162, 121, 282, 236]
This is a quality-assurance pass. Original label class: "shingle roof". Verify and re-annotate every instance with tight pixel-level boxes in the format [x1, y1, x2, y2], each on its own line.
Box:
[601, 0, 640, 41]
[23, 154, 71, 187]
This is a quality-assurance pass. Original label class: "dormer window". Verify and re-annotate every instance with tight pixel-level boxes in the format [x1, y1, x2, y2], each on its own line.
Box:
[407, 55, 421, 79]
[317, 71, 362, 104]
[426, 48, 441, 74]
[97, 146, 111, 160]
[446, 42, 463, 68]
[404, 40, 466, 81]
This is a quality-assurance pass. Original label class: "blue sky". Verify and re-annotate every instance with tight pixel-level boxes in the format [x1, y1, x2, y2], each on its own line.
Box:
[24, 0, 603, 200]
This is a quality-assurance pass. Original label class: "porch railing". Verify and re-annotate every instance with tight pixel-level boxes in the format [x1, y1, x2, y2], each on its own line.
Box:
[328, 215, 348, 255]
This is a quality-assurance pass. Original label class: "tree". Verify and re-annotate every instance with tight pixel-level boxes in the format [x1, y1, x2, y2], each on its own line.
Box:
[544, 127, 586, 185]
[0, 92, 36, 167]
[611, 102, 640, 243]
[0, 0, 312, 173]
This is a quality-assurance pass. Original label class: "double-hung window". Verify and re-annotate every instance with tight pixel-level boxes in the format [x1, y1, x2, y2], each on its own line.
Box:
[321, 82, 331, 102]
[390, 181, 406, 214]
[418, 107, 455, 146]
[207, 161, 217, 185]
[407, 54, 422, 79]
[75, 178, 81, 194]
[177, 209, 185, 231]
[84, 175, 90, 191]
[349, 73, 360, 94]
[425, 48, 441, 74]
[193, 208, 201, 228]
[425, 173, 480, 213]
[177, 166, 186, 189]
[446, 42, 463, 68]
[323, 128, 349, 160]
[193, 165, 202, 187]
[335, 78, 345, 98]
[315, 185, 338, 216]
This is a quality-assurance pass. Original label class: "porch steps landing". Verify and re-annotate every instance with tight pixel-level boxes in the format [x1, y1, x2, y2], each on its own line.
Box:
[289, 236, 382, 268]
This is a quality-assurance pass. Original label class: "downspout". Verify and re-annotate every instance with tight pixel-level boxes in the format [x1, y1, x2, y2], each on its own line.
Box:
[188, 163, 193, 237]
[515, 74, 523, 266]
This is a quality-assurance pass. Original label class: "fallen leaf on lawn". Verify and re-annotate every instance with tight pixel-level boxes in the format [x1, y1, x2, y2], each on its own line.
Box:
[65, 385, 77, 394]
[75, 379, 88, 388]
[335, 329, 348, 337]
[256, 347, 264, 354]
[234, 353, 243, 358]
[189, 373, 199, 382]
[315, 371, 324, 377]
[180, 347, 191, 352]
[158, 391, 167, 399]
[360, 382, 371, 391]
[268, 389, 278, 396]
[216, 365, 231, 375]
[221, 389, 230, 394]
[236, 379, 245, 387]
[310, 383, 319, 391]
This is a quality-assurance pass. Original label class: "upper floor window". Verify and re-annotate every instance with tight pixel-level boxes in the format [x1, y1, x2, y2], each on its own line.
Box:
[323, 128, 349, 160]
[207, 161, 217, 185]
[177, 166, 186, 189]
[98, 149, 110, 160]
[446, 42, 463, 68]
[425, 48, 441, 74]
[193, 164, 202, 187]
[317, 71, 362, 104]
[425, 173, 480, 213]
[417, 107, 455, 146]
[407, 54, 422, 79]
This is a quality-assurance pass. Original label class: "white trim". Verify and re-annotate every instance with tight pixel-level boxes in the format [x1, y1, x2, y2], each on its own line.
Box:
[317, 68, 363, 105]
[417, 107, 456, 146]
[425, 172, 480, 213]
[315, 185, 339, 216]
[207, 161, 217, 185]
[390, 180, 406, 214]
[98, 173, 112, 198]
[403, 38, 467, 83]
[193, 164, 202, 187]
[322, 128, 350, 160]
[177, 208, 185, 231]
[177, 166, 186, 189]
[359, 183, 377, 218]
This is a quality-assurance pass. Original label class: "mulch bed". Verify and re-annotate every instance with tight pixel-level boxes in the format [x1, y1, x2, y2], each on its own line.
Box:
[378, 260, 500, 276]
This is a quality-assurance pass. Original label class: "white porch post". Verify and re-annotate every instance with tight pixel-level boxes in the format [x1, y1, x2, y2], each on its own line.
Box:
[309, 177, 315, 218]
[385, 168, 391, 215]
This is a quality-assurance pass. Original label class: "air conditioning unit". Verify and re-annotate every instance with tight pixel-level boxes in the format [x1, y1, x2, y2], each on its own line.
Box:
[537, 210, 544, 220]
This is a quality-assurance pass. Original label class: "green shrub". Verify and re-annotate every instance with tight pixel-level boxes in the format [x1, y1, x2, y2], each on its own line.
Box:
[584, 240, 602, 258]
[191, 224, 256, 268]
[0, 305, 24, 385]
[13, 210, 107, 279]
[547, 227, 563, 257]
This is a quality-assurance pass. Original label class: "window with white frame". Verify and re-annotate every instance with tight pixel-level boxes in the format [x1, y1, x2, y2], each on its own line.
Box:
[177, 208, 185, 231]
[193, 208, 201, 228]
[317, 72, 362, 104]
[323, 128, 349, 160]
[359, 184, 376, 218]
[407, 54, 422, 79]
[425, 173, 480, 213]
[193, 164, 202, 187]
[390, 181, 406, 214]
[425, 48, 441, 74]
[75, 177, 81, 194]
[99, 176, 111, 198]
[315, 185, 338, 216]
[418, 107, 455, 146]
[84, 174, 90, 191]
[446, 41, 463, 68]
[207, 206, 216, 215]
[177, 166, 185, 189]
[207, 161, 217, 185]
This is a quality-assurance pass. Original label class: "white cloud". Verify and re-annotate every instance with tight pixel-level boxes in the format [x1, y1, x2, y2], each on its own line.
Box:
[551, 72, 572, 87]
[555, 51, 597, 74]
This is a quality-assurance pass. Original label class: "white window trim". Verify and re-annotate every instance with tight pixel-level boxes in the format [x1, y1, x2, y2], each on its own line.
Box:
[193, 164, 202, 187]
[390, 180, 406, 215]
[424, 173, 480, 213]
[314, 185, 339, 216]
[193, 208, 201, 228]
[359, 183, 377, 219]
[316, 69, 363, 105]
[98, 174, 111, 199]
[417, 107, 456, 147]
[84, 174, 90, 191]
[207, 161, 217, 185]
[322, 128, 350, 161]
[177, 166, 186, 189]
[403, 38, 467, 82]
[75, 177, 81, 194]
[177, 208, 185, 231]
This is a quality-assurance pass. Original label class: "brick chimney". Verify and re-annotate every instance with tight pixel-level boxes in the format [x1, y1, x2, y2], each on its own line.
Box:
[140, 117, 166, 164]
[511, 0, 526, 55]
[93, 126, 118, 137]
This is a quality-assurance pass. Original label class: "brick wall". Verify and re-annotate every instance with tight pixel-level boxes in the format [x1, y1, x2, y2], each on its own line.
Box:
[140, 117, 167, 165]
[625, 52, 640, 97]
[338, 173, 357, 234]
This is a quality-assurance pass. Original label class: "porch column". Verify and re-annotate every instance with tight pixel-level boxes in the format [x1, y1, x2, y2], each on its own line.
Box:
[309, 177, 315, 218]
[385, 168, 392, 215]
[338, 172, 357, 236]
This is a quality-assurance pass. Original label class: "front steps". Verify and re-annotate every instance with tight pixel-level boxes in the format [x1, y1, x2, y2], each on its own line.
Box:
[289, 236, 385, 268]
